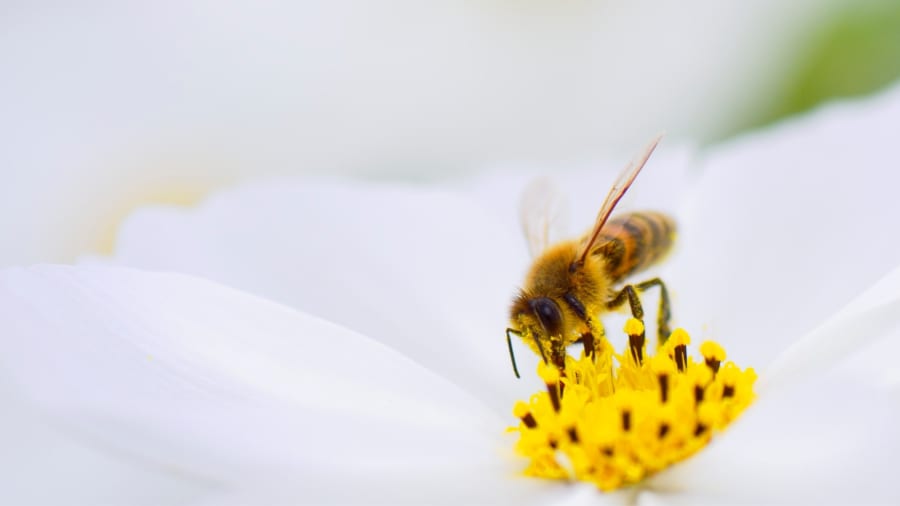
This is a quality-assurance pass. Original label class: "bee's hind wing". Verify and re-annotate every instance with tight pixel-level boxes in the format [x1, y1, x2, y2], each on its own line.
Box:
[520, 177, 569, 258]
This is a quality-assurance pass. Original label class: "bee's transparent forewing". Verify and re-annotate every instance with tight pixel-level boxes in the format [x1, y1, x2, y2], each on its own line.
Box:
[520, 177, 569, 258]
[576, 135, 663, 264]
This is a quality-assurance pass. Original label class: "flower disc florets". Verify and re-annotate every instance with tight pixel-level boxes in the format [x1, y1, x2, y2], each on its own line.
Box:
[511, 319, 756, 491]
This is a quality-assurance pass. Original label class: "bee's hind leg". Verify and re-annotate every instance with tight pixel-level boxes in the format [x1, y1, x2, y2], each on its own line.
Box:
[636, 278, 672, 345]
[607, 278, 672, 347]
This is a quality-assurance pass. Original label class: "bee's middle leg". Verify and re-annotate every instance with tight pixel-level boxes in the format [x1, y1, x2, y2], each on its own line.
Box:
[564, 292, 605, 359]
[608, 278, 672, 346]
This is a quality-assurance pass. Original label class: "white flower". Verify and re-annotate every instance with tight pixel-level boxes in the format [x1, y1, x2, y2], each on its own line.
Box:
[3, 85, 900, 505]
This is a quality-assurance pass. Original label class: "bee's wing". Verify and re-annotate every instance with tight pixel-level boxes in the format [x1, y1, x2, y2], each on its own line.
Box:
[576, 135, 663, 264]
[520, 177, 569, 258]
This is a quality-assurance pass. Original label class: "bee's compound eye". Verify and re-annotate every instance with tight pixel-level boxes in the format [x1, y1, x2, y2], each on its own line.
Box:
[529, 297, 563, 337]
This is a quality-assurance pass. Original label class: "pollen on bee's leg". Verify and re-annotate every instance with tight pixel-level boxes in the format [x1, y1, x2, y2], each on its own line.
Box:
[509, 326, 756, 492]
[586, 317, 609, 362]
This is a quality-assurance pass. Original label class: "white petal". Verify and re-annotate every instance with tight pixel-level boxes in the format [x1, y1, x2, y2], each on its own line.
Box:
[0, 265, 566, 504]
[105, 181, 538, 408]
[0, 387, 207, 505]
[671, 82, 900, 367]
[642, 377, 900, 504]
[763, 263, 900, 390]
[836, 331, 900, 391]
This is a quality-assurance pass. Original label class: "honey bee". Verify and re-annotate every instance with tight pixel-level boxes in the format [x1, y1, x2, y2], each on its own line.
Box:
[506, 136, 676, 377]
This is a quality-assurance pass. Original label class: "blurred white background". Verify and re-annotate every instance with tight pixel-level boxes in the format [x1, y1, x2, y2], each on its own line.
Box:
[2, 0, 899, 266]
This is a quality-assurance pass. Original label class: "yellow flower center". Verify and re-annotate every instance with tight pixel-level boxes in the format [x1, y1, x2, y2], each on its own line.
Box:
[510, 318, 757, 491]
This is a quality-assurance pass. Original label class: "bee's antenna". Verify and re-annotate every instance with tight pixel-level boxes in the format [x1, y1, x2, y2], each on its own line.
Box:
[506, 328, 522, 379]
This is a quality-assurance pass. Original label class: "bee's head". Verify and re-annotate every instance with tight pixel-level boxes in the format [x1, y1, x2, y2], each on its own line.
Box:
[510, 294, 565, 339]
[508, 294, 565, 373]
[528, 297, 564, 338]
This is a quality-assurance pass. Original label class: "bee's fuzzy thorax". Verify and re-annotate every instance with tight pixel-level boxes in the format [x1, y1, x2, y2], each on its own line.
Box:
[524, 240, 582, 298]
[509, 239, 614, 360]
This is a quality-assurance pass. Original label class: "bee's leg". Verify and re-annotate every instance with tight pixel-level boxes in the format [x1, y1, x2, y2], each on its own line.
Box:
[608, 278, 672, 346]
[581, 331, 595, 358]
[607, 285, 645, 319]
[607, 285, 649, 362]
[583, 317, 607, 359]
[634, 278, 672, 346]
[572, 330, 595, 359]
[563, 292, 600, 359]
[550, 339, 567, 370]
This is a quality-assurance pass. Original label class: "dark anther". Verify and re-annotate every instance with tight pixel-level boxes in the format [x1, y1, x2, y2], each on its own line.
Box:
[622, 411, 632, 431]
[674, 344, 687, 372]
[629, 332, 645, 364]
[520, 412, 537, 429]
[658, 374, 670, 403]
[705, 358, 721, 374]
[549, 438, 559, 449]
[693, 423, 708, 437]
[658, 423, 670, 439]
[723, 385, 735, 398]
[601, 446, 614, 457]
[567, 427, 580, 443]
[547, 382, 561, 412]
[694, 385, 705, 404]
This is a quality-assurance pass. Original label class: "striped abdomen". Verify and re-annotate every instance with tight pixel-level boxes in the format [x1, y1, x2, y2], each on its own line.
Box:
[590, 211, 676, 282]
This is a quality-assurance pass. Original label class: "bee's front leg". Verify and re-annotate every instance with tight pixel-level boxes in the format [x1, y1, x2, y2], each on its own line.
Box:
[581, 317, 607, 359]
[572, 329, 596, 359]
[550, 337, 568, 370]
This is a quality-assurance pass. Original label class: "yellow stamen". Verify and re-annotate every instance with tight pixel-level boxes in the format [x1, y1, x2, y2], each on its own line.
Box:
[700, 341, 726, 361]
[510, 326, 756, 491]
[666, 328, 691, 348]
[624, 318, 645, 337]
[624, 318, 647, 365]
[537, 361, 562, 384]
[700, 340, 727, 374]
[661, 328, 689, 372]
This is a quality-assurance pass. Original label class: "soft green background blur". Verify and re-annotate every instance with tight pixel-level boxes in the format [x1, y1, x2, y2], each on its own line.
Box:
[734, 0, 900, 140]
